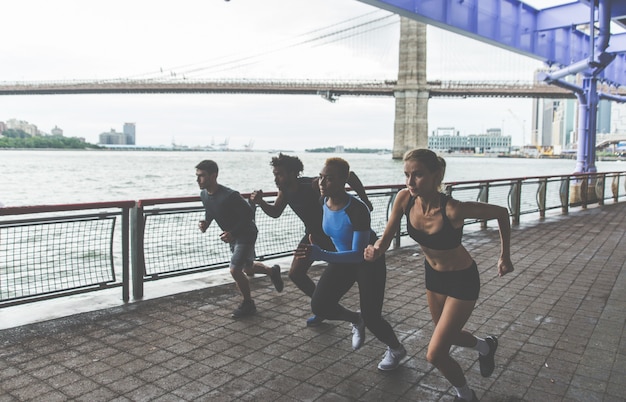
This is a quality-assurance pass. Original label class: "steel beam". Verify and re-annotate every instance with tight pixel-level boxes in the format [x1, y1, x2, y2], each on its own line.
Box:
[357, 0, 626, 87]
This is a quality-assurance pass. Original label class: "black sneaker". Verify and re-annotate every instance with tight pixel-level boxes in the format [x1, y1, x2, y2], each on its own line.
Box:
[270, 265, 283, 292]
[478, 335, 498, 377]
[232, 300, 256, 318]
[454, 390, 478, 402]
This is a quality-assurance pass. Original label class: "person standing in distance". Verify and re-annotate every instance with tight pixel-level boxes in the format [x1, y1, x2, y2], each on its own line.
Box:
[295, 157, 406, 371]
[250, 153, 373, 327]
[364, 149, 514, 402]
[196, 159, 283, 319]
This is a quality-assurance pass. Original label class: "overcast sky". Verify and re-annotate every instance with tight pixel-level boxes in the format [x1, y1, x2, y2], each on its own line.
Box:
[0, 0, 548, 150]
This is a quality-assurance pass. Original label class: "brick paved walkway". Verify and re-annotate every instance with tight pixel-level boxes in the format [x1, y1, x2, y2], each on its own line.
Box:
[1, 203, 625, 401]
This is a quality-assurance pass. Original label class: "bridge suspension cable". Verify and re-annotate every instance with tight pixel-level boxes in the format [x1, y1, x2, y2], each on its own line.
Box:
[124, 10, 399, 82]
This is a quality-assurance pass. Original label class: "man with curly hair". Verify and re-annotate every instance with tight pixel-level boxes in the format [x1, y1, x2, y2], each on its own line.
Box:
[250, 153, 372, 326]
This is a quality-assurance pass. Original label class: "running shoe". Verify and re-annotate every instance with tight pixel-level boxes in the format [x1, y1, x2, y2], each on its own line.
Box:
[270, 265, 283, 292]
[478, 335, 498, 377]
[231, 299, 256, 318]
[306, 315, 324, 327]
[351, 314, 365, 350]
[454, 390, 478, 402]
[377, 345, 407, 371]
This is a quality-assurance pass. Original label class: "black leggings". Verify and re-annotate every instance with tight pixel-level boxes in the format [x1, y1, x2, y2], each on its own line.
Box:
[311, 255, 400, 348]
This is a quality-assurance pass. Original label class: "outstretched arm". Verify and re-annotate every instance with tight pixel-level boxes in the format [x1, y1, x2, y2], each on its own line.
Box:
[347, 171, 373, 211]
[250, 189, 288, 218]
[296, 231, 370, 264]
[311, 230, 370, 263]
[364, 189, 410, 261]
[451, 200, 514, 276]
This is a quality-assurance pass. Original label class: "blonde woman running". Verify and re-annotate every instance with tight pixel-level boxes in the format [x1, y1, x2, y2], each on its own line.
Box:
[364, 149, 514, 402]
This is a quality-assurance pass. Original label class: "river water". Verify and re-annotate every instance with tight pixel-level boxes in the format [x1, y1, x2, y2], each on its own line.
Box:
[1, 150, 623, 207]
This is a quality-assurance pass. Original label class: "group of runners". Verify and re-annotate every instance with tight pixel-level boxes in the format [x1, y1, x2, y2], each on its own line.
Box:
[195, 149, 514, 402]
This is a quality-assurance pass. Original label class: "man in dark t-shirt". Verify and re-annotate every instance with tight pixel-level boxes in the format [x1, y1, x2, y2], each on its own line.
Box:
[250, 153, 372, 326]
[196, 159, 283, 319]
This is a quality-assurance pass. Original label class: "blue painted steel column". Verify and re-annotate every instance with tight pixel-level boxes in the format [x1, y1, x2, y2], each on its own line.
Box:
[575, 77, 598, 174]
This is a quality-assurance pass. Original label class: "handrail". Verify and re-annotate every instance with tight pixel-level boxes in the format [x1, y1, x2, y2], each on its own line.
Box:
[0, 200, 136, 215]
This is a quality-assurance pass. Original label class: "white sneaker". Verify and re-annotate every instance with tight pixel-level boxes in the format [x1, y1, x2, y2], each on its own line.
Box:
[377, 345, 407, 371]
[351, 314, 365, 350]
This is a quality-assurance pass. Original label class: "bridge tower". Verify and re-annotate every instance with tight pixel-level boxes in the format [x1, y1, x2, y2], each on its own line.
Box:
[392, 18, 428, 159]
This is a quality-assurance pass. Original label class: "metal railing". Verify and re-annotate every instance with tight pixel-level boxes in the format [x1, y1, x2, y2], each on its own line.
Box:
[1, 172, 625, 307]
[0, 201, 134, 306]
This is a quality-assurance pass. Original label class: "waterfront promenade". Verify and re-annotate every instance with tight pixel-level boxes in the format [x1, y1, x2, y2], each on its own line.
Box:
[1, 202, 625, 401]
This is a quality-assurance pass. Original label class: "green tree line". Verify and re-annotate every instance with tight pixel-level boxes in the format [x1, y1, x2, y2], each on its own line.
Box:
[305, 147, 390, 154]
[0, 129, 100, 149]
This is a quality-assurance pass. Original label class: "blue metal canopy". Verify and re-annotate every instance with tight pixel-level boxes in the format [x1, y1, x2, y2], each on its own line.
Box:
[357, 0, 626, 87]
[358, 0, 626, 174]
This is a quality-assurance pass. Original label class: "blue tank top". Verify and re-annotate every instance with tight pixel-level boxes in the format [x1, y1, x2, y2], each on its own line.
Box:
[406, 193, 463, 250]
[322, 195, 375, 251]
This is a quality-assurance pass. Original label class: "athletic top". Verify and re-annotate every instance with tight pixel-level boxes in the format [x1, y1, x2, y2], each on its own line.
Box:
[406, 193, 463, 250]
[310, 195, 376, 264]
[200, 184, 258, 243]
[283, 177, 325, 236]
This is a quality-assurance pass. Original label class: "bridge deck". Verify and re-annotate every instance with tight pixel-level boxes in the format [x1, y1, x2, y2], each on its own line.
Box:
[5, 79, 626, 99]
[1, 202, 625, 401]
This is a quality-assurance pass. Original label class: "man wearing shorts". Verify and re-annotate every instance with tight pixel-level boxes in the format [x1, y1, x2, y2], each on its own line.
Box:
[196, 159, 283, 318]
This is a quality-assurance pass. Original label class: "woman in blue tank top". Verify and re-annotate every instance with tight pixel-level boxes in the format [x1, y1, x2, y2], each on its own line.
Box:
[364, 149, 514, 402]
[295, 157, 407, 371]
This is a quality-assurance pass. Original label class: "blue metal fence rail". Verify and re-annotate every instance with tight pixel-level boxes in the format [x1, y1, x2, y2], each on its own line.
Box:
[1, 172, 625, 307]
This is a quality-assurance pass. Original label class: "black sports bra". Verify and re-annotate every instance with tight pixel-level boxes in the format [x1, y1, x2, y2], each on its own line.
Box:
[405, 193, 463, 250]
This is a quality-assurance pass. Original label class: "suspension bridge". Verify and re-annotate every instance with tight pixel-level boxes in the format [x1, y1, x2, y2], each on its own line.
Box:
[0, 78, 595, 99]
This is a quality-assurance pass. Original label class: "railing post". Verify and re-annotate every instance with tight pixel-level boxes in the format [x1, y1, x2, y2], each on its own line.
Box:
[580, 175, 588, 209]
[612, 174, 620, 202]
[122, 206, 130, 303]
[560, 177, 570, 214]
[596, 174, 605, 206]
[477, 182, 489, 229]
[130, 205, 145, 300]
[387, 190, 402, 249]
[537, 178, 547, 218]
[508, 180, 521, 225]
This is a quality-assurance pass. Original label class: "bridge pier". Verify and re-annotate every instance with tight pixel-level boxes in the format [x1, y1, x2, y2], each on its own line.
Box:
[393, 18, 428, 159]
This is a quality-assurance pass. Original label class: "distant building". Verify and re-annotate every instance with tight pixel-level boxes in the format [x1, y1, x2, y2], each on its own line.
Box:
[610, 102, 626, 135]
[0, 121, 6, 135]
[99, 129, 126, 145]
[6, 118, 38, 136]
[51, 126, 63, 136]
[533, 97, 612, 152]
[99, 123, 136, 145]
[434, 127, 457, 136]
[429, 127, 511, 153]
[530, 70, 619, 153]
[123, 123, 136, 145]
